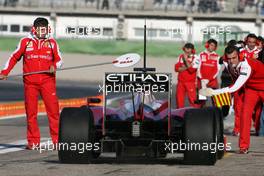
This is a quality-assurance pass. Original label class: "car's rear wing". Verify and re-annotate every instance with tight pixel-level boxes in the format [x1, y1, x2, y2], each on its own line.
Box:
[102, 72, 172, 135]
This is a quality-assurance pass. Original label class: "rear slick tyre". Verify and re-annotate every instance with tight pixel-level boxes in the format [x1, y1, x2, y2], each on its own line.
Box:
[58, 106, 97, 164]
[183, 108, 217, 165]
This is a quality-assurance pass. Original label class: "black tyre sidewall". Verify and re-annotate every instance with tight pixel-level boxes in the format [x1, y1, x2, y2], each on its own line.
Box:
[58, 107, 96, 163]
[183, 108, 217, 165]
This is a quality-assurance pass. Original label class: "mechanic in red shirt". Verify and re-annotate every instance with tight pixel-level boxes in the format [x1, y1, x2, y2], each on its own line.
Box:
[240, 33, 262, 135]
[0, 17, 63, 149]
[200, 45, 264, 154]
[175, 43, 200, 108]
[197, 39, 221, 89]
[241, 33, 261, 60]
[197, 39, 221, 106]
[220, 41, 245, 136]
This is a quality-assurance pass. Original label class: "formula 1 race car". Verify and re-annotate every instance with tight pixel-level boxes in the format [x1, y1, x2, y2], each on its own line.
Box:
[57, 25, 225, 165]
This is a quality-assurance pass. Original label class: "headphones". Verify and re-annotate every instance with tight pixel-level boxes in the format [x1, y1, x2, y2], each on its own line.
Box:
[31, 26, 36, 35]
[182, 47, 196, 54]
[239, 52, 246, 61]
[205, 42, 209, 49]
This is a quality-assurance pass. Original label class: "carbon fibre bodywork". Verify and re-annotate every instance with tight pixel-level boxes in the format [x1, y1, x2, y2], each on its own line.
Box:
[89, 102, 193, 141]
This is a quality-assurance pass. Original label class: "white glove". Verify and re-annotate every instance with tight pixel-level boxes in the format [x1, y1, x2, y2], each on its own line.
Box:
[199, 88, 214, 97]
[201, 79, 209, 89]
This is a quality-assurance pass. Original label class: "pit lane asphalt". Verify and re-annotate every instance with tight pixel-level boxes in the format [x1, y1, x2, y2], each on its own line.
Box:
[1, 80, 264, 176]
[0, 116, 264, 176]
[0, 78, 100, 102]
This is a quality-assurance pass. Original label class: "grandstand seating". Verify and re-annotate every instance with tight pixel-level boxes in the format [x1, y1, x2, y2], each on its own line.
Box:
[0, 0, 263, 15]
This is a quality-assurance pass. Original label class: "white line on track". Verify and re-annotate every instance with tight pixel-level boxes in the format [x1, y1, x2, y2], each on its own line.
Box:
[0, 138, 50, 154]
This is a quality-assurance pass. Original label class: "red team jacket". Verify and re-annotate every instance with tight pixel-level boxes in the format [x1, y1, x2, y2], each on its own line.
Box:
[175, 54, 197, 82]
[242, 58, 264, 91]
[240, 46, 261, 60]
[215, 57, 264, 94]
[197, 51, 220, 83]
[1, 34, 63, 84]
